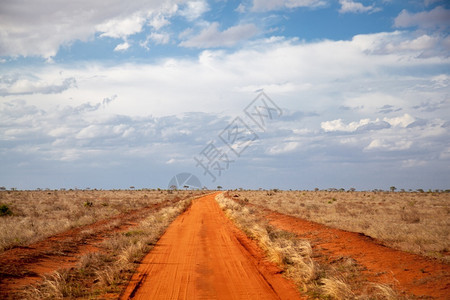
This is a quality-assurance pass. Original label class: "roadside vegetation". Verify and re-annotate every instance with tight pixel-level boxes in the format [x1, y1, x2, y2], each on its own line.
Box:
[0, 189, 198, 252]
[216, 192, 403, 299]
[235, 190, 449, 262]
[0, 190, 204, 299]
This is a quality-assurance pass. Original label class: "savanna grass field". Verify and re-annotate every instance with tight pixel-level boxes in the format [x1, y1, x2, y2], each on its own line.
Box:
[0, 188, 448, 299]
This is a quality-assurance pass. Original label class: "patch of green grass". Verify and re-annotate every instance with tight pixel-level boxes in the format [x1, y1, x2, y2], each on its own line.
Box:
[124, 230, 144, 237]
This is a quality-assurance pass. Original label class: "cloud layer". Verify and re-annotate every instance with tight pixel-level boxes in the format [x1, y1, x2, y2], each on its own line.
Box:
[1, 30, 449, 189]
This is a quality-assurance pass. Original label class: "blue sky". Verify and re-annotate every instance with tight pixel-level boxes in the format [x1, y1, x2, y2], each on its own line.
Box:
[0, 0, 449, 190]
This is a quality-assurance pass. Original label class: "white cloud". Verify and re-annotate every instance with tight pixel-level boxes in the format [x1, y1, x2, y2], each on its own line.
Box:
[178, 0, 209, 21]
[149, 4, 178, 30]
[338, 0, 379, 14]
[149, 32, 171, 45]
[383, 114, 415, 128]
[1, 32, 447, 119]
[149, 13, 170, 30]
[0, 0, 180, 58]
[394, 6, 450, 30]
[0, 76, 76, 96]
[402, 159, 426, 168]
[251, 0, 326, 11]
[97, 14, 146, 39]
[1, 32, 449, 189]
[267, 141, 300, 155]
[114, 42, 131, 52]
[180, 23, 258, 48]
[430, 74, 450, 88]
[321, 118, 393, 132]
[365, 139, 413, 151]
[321, 118, 369, 132]
[166, 158, 176, 164]
[395, 34, 438, 51]
[351, 30, 449, 58]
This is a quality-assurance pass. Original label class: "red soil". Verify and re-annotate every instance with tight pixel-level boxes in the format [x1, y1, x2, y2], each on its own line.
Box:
[266, 211, 450, 299]
[120, 193, 303, 300]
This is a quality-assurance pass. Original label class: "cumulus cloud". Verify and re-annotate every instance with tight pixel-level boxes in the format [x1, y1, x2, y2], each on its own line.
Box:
[321, 114, 416, 133]
[0, 0, 180, 58]
[267, 141, 300, 155]
[1, 32, 448, 119]
[382, 114, 415, 127]
[321, 118, 391, 133]
[97, 14, 146, 39]
[353, 32, 450, 60]
[0, 76, 76, 96]
[351, 31, 449, 57]
[149, 14, 170, 30]
[365, 139, 413, 151]
[394, 6, 450, 30]
[338, 0, 379, 14]
[321, 118, 370, 132]
[149, 32, 171, 45]
[178, 0, 209, 21]
[180, 23, 258, 48]
[114, 42, 131, 52]
[1, 32, 449, 189]
[0, 98, 226, 158]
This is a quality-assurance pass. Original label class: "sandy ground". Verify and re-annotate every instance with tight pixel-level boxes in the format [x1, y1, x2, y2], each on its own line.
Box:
[120, 193, 303, 300]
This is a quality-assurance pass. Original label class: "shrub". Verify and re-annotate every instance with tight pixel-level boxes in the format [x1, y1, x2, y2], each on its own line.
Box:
[0, 204, 13, 216]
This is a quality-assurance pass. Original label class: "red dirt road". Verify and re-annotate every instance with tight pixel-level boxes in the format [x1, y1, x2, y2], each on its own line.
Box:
[267, 212, 450, 299]
[121, 193, 303, 300]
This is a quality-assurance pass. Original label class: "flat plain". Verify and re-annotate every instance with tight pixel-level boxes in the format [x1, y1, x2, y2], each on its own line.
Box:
[0, 189, 448, 299]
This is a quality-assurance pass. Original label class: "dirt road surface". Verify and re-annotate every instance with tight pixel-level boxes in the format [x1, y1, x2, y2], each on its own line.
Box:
[120, 193, 302, 300]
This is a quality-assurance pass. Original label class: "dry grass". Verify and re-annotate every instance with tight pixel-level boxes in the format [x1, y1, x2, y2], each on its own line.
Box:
[216, 193, 404, 300]
[321, 276, 355, 300]
[215, 193, 319, 293]
[235, 190, 450, 261]
[0, 189, 197, 252]
[20, 192, 198, 299]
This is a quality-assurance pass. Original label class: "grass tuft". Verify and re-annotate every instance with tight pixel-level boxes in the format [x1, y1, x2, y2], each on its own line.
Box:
[321, 276, 355, 300]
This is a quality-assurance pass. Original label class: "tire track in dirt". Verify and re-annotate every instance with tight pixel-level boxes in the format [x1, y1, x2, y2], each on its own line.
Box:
[266, 211, 450, 299]
[120, 193, 303, 300]
[0, 195, 189, 296]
